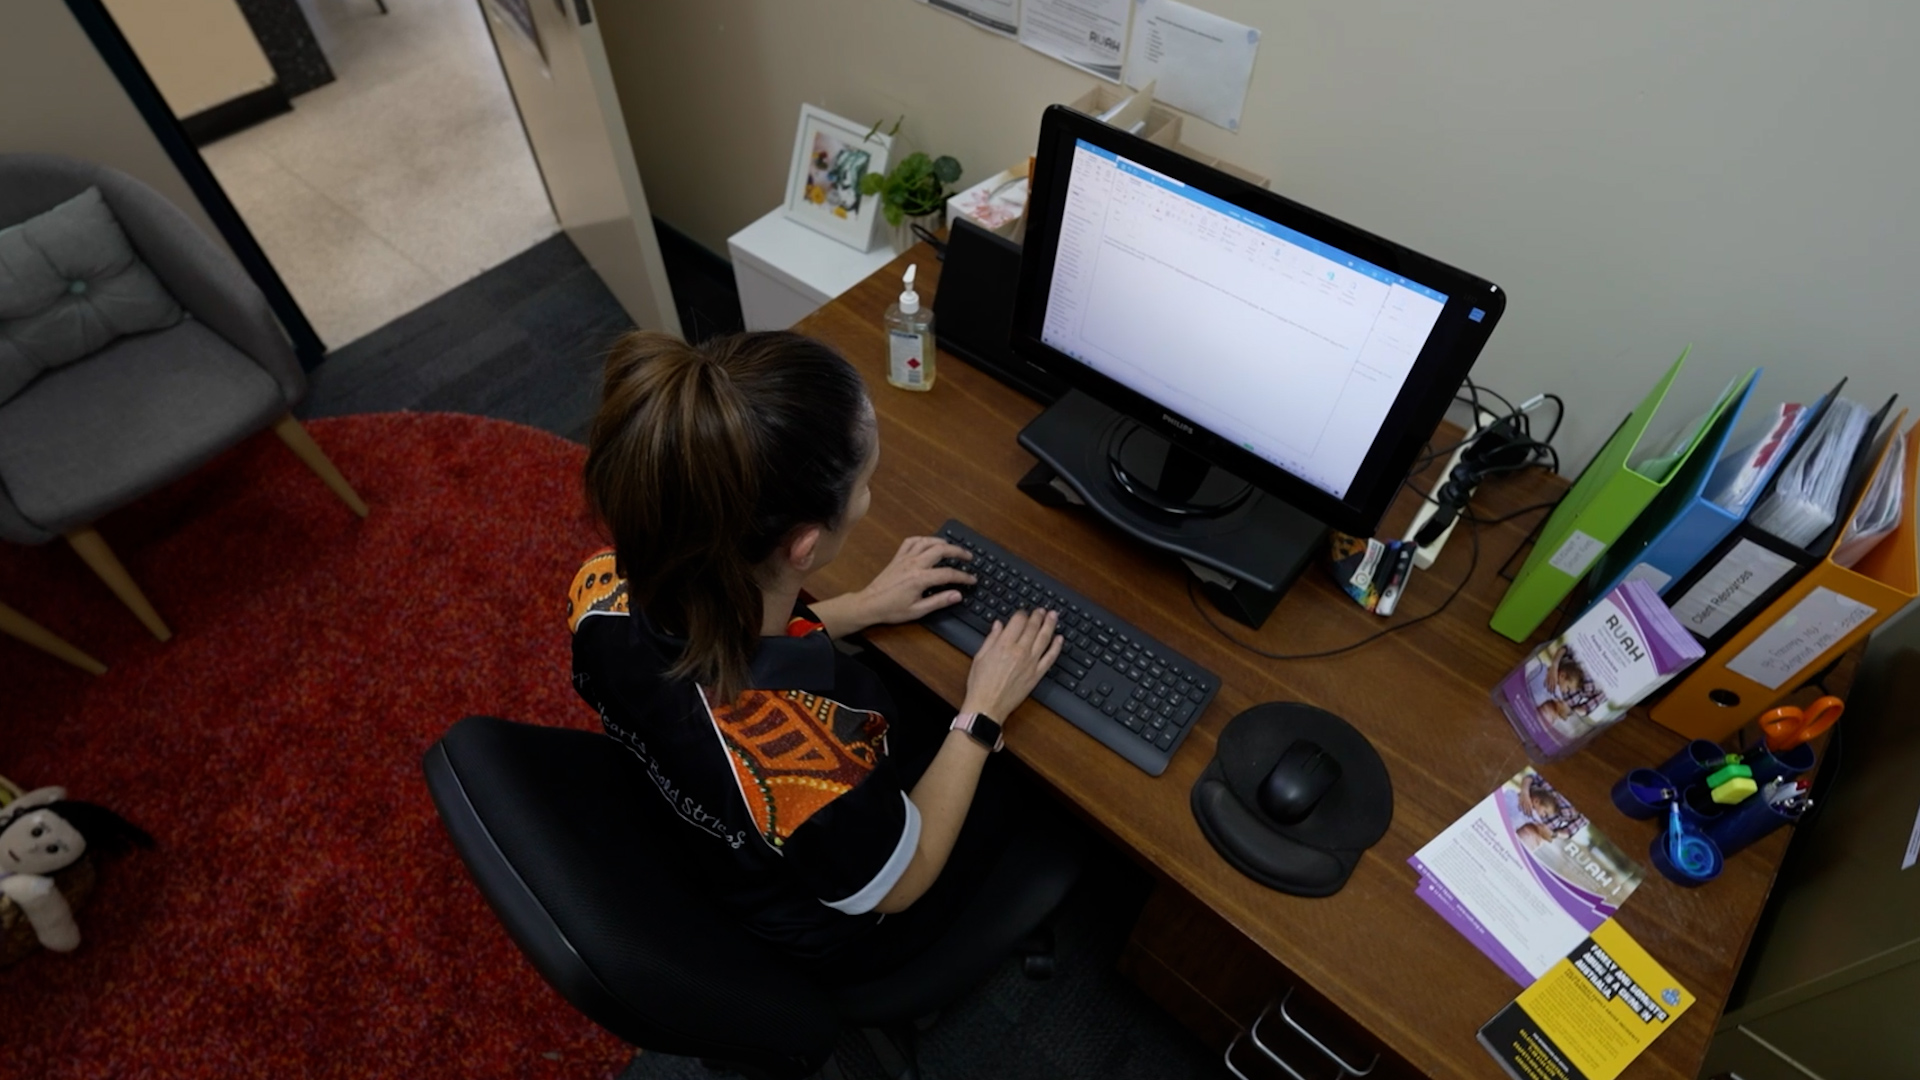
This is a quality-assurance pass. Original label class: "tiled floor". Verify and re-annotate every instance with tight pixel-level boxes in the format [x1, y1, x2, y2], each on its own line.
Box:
[201, 0, 557, 349]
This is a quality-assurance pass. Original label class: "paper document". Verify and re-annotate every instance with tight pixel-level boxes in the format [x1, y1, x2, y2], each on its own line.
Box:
[1479, 920, 1693, 1080]
[1833, 430, 1907, 568]
[1749, 397, 1871, 547]
[1123, 0, 1261, 131]
[925, 0, 1019, 36]
[1707, 401, 1811, 512]
[1411, 769, 1645, 985]
[1020, 0, 1130, 81]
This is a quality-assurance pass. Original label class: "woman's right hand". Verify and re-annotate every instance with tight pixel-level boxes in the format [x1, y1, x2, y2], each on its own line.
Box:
[961, 609, 1064, 722]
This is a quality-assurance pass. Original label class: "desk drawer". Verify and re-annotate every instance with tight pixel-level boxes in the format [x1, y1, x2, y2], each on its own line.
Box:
[1119, 881, 1424, 1079]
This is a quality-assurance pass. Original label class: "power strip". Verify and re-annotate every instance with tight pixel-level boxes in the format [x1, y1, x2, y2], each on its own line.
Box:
[1404, 394, 1549, 569]
[1403, 408, 1500, 569]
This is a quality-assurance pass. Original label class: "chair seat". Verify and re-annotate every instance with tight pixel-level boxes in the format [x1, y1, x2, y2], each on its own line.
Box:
[0, 320, 283, 539]
[426, 716, 1087, 1080]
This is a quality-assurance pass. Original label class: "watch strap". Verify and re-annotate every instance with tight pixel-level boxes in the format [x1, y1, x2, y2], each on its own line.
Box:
[951, 712, 1004, 752]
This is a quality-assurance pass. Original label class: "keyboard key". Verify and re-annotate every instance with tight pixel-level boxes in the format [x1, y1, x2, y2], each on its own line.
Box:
[1155, 731, 1175, 751]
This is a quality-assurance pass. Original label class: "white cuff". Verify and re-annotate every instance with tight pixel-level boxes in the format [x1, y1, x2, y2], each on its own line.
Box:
[820, 792, 922, 915]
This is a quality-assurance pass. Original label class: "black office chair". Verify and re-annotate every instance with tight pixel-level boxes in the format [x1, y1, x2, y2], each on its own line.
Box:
[423, 715, 1085, 1079]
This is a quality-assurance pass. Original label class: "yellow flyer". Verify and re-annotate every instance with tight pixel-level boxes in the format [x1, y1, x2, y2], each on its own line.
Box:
[1477, 919, 1693, 1080]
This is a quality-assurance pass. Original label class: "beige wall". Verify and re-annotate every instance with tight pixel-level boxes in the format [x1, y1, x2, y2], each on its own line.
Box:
[102, 0, 276, 117]
[2, 0, 225, 243]
[597, 0, 1920, 475]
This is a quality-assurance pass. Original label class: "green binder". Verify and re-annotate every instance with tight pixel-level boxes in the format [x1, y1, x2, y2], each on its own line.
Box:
[1490, 348, 1743, 641]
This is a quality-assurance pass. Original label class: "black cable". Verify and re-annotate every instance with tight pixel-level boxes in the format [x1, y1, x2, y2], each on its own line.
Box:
[1539, 393, 1566, 446]
[1474, 497, 1565, 525]
[1187, 519, 1481, 660]
[911, 223, 947, 257]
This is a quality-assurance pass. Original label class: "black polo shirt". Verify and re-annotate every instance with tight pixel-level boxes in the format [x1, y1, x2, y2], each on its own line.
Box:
[567, 552, 920, 959]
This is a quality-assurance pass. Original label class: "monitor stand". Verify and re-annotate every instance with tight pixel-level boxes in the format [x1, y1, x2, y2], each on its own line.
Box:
[1016, 390, 1329, 629]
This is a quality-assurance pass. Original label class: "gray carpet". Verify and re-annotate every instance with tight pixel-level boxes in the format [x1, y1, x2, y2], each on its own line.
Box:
[296, 231, 1221, 1080]
[296, 234, 634, 441]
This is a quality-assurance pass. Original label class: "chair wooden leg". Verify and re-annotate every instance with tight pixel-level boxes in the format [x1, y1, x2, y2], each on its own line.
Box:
[0, 602, 107, 674]
[64, 527, 172, 641]
[273, 414, 369, 518]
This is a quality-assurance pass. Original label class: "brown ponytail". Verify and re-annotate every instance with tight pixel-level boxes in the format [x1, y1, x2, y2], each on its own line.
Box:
[584, 330, 872, 701]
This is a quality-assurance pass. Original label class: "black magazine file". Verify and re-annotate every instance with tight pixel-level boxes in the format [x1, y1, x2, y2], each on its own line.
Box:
[1656, 381, 1898, 659]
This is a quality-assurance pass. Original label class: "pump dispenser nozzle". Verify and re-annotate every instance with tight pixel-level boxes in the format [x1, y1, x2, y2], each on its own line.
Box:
[898, 264, 920, 315]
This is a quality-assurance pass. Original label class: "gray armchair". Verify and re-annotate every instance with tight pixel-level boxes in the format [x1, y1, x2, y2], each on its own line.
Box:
[0, 153, 365, 645]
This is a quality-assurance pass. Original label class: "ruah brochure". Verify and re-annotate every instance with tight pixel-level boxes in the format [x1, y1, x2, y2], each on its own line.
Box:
[1411, 769, 1646, 986]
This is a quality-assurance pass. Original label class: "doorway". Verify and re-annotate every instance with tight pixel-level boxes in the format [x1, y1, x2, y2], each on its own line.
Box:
[107, 0, 558, 349]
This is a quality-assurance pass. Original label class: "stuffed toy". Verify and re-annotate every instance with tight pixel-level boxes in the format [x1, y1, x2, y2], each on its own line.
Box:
[0, 786, 154, 954]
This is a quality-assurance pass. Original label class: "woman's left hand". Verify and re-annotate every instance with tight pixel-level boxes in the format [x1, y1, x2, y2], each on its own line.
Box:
[825, 536, 976, 634]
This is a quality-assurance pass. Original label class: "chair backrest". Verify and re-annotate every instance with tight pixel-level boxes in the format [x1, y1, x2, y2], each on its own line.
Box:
[422, 715, 838, 1079]
[0, 153, 304, 405]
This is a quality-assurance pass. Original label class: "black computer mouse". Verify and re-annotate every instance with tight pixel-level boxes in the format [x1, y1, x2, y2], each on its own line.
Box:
[1257, 740, 1343, 824]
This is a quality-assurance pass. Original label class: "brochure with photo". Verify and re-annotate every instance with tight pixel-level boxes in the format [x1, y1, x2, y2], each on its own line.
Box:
[1411, 769, 1647, 985]
[1495, 578, 1704, 762]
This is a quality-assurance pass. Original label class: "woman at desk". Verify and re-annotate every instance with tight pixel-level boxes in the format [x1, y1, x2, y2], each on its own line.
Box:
[567, 330, 1063, 982]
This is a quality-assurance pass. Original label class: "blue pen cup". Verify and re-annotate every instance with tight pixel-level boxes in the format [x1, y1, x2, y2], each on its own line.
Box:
[1679, 784, 1727, 829]
[1611, 769, 1673, 820]
[1745, 743, 1816, 788]
[1704, 794, 1799, 858]
[1658, 740, 1730, 789]
[1650, 828, 1723, 887]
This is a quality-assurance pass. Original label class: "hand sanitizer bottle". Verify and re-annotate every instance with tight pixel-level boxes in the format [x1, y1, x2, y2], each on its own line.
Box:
[884, 264, 936, 392]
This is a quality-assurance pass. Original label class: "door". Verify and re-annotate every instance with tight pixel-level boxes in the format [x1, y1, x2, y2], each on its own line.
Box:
[481, 0, 680, 335]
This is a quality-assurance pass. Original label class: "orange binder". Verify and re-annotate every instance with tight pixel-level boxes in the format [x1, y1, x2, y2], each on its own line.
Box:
[1652, 417, 1918, 740]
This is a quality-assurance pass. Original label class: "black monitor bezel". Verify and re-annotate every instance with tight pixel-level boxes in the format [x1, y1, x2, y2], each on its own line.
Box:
[1010, 105, 1507, 538]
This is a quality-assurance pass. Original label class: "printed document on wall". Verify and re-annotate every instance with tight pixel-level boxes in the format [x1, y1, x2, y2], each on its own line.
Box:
[924, 0, 1019, 37]
[1020, 0, 1130, 81]
[1123, 0, 1261, 130]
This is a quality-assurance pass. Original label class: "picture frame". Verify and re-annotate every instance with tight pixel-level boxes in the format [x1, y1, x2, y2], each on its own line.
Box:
[783, 105, 892, 252]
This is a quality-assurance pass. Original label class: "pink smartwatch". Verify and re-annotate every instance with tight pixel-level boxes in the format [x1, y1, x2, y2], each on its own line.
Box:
[950, 712, 1005, 752]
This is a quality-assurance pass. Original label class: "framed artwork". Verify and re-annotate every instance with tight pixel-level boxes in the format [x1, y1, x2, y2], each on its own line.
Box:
[783, 105, 892, 252]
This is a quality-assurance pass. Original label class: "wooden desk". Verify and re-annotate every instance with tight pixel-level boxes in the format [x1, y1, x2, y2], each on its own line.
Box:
[799, 248, 1793, 1080]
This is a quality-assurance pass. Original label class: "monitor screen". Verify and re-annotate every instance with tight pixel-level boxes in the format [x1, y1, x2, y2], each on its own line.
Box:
[1014, 106, 1505, 536]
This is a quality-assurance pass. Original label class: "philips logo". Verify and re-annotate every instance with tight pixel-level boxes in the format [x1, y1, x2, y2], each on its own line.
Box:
[1162, 413, 1194, 435]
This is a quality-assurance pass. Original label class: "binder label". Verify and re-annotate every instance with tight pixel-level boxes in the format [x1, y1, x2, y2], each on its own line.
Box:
[1726, 586, 1878, 689]
[1624, 562, 1673, 592]
[1667, 540, 1797, 638]
[1548, 530, 1607, 576]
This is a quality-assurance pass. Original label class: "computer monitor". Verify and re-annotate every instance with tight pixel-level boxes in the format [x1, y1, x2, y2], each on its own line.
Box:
[1009, 106, 1505, 621]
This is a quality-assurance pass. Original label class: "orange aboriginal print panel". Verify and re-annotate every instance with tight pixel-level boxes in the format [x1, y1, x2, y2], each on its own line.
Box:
[712, 690, 889, 848]
[568, 550, 628, 632]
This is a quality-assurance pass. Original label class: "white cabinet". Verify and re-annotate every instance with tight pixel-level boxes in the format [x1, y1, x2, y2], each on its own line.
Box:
[727, 209, 899, 331]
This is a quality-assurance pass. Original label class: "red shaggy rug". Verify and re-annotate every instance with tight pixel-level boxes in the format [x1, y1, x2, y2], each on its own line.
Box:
[0, 413, 629, 1079]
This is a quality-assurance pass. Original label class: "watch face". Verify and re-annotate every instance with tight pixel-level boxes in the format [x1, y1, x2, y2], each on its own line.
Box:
[958, 713, 1002, 750]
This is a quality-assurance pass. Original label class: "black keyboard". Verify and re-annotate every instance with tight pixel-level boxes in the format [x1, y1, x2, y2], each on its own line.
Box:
[922, 520, 1219, 776]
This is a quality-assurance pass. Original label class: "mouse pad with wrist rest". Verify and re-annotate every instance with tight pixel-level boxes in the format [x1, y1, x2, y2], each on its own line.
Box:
[1191, 702, 1393, 896]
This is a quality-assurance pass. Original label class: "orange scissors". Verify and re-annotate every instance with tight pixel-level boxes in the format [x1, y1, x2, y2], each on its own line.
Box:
[1759, 695, 1845, 751]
